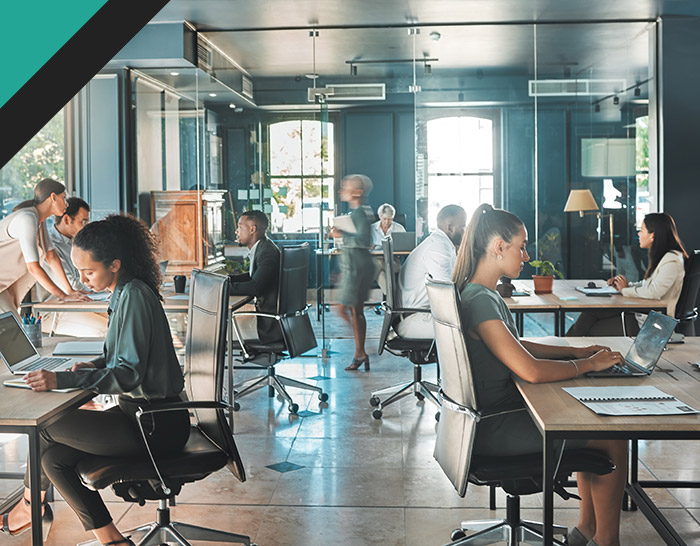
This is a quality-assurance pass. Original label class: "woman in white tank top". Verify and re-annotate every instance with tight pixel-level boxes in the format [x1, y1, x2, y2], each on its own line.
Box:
[0, 178, 90, 315]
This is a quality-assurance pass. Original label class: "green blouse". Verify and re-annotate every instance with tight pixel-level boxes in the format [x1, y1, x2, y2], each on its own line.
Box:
[55, 277, 184, 399]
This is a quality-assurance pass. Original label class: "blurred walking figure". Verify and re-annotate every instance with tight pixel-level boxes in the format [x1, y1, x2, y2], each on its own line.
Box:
[330, 174, 375, 371]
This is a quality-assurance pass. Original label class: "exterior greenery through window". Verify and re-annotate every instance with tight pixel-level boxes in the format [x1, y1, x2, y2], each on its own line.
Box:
[0, 109, 65, 218]
[268, 119, 334, 233]
[635, 115, 649, 228]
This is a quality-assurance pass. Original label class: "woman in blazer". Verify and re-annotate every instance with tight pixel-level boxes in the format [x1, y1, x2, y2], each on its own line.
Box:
[568, 212, 687, 336]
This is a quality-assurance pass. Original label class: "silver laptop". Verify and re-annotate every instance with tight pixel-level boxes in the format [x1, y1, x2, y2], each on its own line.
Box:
[0, 312, 77, 375]
[587, 311, 679, 377]
[391, 232, 416, 252]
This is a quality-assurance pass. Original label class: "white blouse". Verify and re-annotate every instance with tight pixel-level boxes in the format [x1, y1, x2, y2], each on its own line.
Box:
[370, 220, 406, 248]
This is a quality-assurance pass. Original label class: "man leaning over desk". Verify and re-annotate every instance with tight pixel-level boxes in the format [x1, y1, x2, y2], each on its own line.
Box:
[228, 210, 282, 343]
[38, 197, 108, 337]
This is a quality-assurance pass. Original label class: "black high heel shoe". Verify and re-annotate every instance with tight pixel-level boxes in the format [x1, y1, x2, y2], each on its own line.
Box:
[1, 496, 53, 541]
[345, 356, 370, 371]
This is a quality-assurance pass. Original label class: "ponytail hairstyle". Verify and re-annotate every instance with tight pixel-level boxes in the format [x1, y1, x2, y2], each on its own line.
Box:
[452, 203, 525, 291]
[13, 178, 65, 211]
[642, 212, 688, 279]
[73, 214, 162, 298]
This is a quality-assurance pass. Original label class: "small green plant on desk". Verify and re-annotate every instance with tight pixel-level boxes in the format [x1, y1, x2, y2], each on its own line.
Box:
[222, 258, 250, 275]
[529, 259, 563, 294]
[529, 260, 563, 279]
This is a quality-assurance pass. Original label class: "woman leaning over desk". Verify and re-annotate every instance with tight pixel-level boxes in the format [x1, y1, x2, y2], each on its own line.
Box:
[0, 178, 89, 315]
[0, 215, 189, 546]
[568, 212, 688, 337]
[453, 203, 627, 546]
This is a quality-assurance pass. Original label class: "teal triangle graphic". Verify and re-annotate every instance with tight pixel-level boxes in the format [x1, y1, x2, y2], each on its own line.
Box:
[0, 1, 108, 109]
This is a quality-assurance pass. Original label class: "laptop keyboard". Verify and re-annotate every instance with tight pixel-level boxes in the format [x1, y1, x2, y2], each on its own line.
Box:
[20, 357, 71, 372]
[608, 364, 632, 375]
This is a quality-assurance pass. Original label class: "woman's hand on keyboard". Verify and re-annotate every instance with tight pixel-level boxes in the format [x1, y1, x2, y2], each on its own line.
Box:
[586, 349, 626, 373]
[23, 370, 57, 391]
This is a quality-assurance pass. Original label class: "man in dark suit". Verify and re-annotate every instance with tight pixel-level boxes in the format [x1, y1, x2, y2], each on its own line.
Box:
[229, 210, 282, 343]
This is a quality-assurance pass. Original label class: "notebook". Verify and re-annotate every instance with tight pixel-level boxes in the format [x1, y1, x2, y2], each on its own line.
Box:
[563, 386, 698, 416]
[390, 231, 416, 252]
[587, 311, 679, 377]
[53, 341, 104, 356]
[0, 312, 78, 375]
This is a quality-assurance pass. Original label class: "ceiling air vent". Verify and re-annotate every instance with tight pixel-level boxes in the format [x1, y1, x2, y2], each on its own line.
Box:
[529, 79, 626, 97]
[241, 75, 254, 99]
[197, 41, 213, 72]
[308, 83, 386, 102]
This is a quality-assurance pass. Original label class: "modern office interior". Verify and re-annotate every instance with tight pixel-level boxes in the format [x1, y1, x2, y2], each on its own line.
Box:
[2, 1, 700, 545]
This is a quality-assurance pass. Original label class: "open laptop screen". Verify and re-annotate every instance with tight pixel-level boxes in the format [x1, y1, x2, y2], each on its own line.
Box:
[625, 311, 678, 372]
[0, 312, 37, 367]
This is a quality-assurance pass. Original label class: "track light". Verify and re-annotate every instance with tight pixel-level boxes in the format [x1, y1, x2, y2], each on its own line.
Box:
[424, 63, 432, 75]
[634, 87, 641, 97]
[594, 104, 600, 112]
[350, 64, 357, 76]
[613, 96, 619, 105]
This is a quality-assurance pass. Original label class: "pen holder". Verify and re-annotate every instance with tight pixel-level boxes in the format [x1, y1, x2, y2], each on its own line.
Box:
[23, 323, 42, 348]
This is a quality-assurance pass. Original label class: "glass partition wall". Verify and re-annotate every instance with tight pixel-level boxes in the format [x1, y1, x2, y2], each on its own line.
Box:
[124, 20, 654, 345]
[414, 21, 653, 283]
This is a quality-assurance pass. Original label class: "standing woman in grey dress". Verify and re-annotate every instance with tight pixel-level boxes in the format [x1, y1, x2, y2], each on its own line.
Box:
[452, 203, 628, 546]
[330, 174, 375, 370]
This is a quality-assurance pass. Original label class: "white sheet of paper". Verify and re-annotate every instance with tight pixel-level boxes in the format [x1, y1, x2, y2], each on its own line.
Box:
[333, 215, 357, 234]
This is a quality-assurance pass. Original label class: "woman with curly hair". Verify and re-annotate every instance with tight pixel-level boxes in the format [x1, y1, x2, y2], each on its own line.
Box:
[1, 215, 189, 546]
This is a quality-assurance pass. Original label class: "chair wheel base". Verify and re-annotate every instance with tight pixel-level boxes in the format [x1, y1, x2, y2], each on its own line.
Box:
[451, 529, 467, 541]
[369, 396, 380, 407]
[435, 411, 440, 422]
[289, 403, 299, 414]
[319, 392, 329, 402]
[415, 392, 425, 402]
[232, 402, 240, 412]
[372, 409, 383, 419]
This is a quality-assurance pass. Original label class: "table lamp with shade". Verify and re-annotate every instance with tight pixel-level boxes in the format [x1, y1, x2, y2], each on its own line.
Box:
[564, 189, 615, 279]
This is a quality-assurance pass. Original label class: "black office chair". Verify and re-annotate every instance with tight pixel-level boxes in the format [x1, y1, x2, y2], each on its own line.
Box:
[675, 249, 700, 336]
[425, 278, 614, 545]
[621, 249, 700, 337]
[231, 243, 328, 414]
[370, 236, 439, 420]
[76, 270, 252, 546]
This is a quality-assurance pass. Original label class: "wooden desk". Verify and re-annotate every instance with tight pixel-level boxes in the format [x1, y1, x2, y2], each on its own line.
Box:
[513, 279, 668, 335]
[0, 335, 94, 546]
[517, 337, 700, 545]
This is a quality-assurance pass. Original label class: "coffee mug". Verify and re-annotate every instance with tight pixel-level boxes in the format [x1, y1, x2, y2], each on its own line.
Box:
[174, 275, 186, 293]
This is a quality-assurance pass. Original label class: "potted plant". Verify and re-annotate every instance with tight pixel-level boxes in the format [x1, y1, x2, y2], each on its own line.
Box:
[529, 259, 563, 294]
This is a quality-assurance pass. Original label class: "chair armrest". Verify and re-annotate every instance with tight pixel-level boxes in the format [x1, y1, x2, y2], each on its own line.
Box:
[137, 400, 229, 415]
[438, 389, 526, 423]
[133, 399, 228, 496]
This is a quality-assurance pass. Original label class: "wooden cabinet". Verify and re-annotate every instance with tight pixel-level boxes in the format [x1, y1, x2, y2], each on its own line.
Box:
[150, 190, 226, 276]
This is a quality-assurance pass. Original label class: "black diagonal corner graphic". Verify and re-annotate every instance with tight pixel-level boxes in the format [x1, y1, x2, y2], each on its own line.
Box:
[0, 0, 170, 170]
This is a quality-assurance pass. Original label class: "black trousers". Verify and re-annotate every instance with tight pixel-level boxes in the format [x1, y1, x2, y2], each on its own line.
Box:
[25, 396, 189, 531]
[566, 310, 641, 337]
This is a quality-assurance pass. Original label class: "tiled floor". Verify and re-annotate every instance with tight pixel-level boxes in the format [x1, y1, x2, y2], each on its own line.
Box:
[2, 312, 700, 545]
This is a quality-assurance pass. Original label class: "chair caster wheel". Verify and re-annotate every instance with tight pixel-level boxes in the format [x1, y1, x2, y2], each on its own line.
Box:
[369, 396, 380, 407]
[435, 411, 440, 422]
[319, 392, 329, 402]
[289, 403, 299, 414]
[415, 392, 425, 402]
[233, 402, 241, 412]
[372, 408, 383, 419]
[451, 529, 466, 541]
